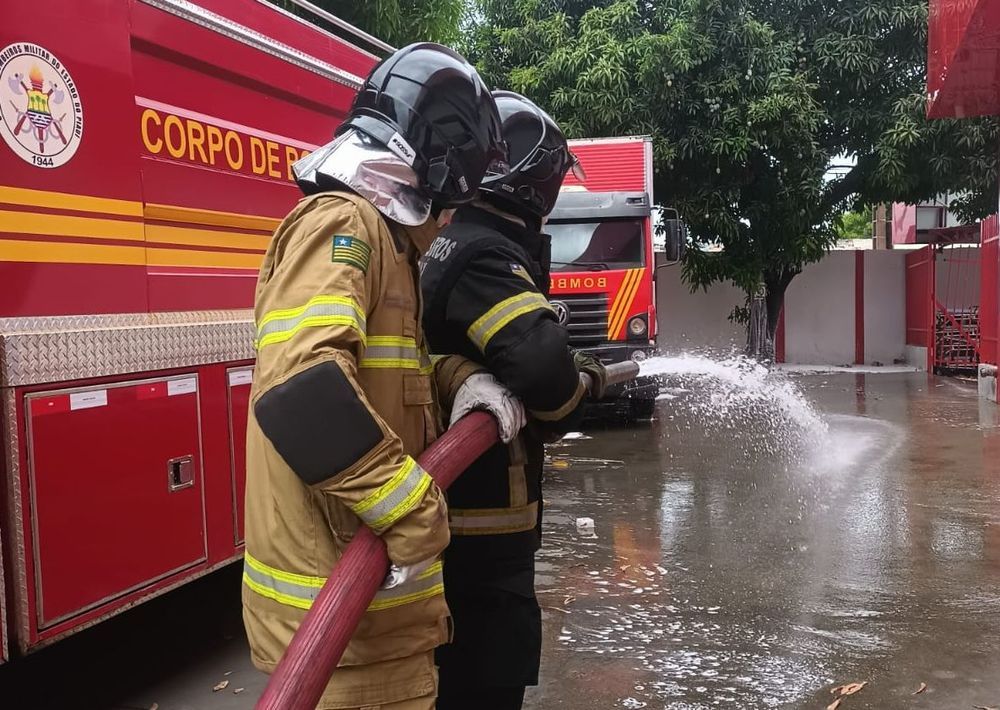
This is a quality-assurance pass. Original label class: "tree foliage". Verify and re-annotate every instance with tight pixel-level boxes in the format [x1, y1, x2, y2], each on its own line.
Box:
[834, 207, 873, 240]
[466, 0, 999, 344]
[272, 0, 464, 47]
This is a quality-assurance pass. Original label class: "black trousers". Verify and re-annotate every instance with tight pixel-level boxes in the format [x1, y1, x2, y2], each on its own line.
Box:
[435, 557, 540, 708]
[436, 684, 526, 710]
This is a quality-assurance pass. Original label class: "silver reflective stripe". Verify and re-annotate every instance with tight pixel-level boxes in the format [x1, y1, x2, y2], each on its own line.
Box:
[449, 502, 540, 535]
[366, 344, 419, 359]
[360, 344, 420, 364]
[242, 557, 322, 610]
[368, 561, 445, 611]
[257, 303, 365, 343]
[351, 457, 432, 531]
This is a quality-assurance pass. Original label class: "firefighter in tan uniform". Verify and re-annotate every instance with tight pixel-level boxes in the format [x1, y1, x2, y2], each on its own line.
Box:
[242, 44, 513, 710]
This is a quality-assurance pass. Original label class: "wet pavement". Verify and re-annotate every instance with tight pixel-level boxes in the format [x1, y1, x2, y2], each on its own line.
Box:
[527, 372, 1000, 710]
[1, 372, 998, 709]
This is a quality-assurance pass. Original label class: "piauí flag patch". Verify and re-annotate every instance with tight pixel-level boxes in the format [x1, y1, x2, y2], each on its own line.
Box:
[509, 262, 534, 284]
[332, 235, 371, 272]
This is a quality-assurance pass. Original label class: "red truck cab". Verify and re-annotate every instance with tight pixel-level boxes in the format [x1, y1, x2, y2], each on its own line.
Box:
[547, 136, 663, 420]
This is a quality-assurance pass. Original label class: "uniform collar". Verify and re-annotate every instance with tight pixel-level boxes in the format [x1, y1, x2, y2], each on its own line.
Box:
[453, 205, 548, 262]
[398, 216, 440, 255]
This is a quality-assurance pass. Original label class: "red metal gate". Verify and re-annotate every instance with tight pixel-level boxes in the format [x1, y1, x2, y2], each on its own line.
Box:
[905, 242, 982, 372]
[906, 246, 935, 370]
[934, 244, 981, 371]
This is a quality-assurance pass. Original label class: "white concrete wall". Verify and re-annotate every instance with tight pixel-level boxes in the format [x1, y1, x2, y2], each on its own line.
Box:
[653, 250, 908, 367]
[864, 251, 906, 365]
[784, 252, 856, 365]
[655, 264, 744, 354]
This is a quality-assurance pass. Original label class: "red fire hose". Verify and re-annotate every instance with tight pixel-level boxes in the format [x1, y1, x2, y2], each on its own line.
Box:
[256, 361, 640, 710]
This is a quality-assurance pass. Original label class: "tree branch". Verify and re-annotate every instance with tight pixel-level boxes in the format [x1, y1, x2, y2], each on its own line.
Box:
[820, 155, 875, 213]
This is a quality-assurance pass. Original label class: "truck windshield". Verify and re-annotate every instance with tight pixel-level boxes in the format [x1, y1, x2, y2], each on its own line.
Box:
[546, 218, 645, 272]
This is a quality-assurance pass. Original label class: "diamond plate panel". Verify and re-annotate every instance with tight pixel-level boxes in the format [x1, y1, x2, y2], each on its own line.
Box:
[2, 387, 28, 649]
[0, 311, 255, 387]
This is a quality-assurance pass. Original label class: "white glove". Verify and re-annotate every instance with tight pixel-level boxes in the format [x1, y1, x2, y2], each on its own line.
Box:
[450, 373, 526, 444]
[382, 557, 437, 590]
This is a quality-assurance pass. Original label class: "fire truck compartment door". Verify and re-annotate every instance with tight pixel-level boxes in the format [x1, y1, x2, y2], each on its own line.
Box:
[227, 367, 253, 546]
[25, 376, 207, 628]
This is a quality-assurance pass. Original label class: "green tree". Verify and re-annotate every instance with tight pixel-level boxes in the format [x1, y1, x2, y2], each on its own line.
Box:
[834, 207, 873, 240]
[272, 0, 464, 47]
[467, 0, 999, 356]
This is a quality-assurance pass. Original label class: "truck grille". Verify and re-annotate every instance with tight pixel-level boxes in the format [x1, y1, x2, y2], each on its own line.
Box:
[553, 293, 609, 348]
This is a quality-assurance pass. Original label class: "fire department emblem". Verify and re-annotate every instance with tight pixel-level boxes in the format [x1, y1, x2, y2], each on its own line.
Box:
[0, 43, 83, 168]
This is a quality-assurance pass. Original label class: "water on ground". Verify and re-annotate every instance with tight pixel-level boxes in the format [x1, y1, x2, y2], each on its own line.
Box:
[529, 366, 1000, 709]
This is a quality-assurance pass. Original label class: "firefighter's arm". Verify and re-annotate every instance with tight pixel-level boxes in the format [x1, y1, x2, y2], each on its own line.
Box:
[446, 244, 587, 434]
[432, 354, 486, 417]
[252, 198, 448, 566]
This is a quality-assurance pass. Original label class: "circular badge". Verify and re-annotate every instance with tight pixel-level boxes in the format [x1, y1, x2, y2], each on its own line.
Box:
[0, 43, 83, 169]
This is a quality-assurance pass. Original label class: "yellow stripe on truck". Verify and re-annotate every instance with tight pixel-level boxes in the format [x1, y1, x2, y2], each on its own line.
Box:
[611, 268, 643, 339]
[607, 269, 641, 340]
[144, 203, 280, 232]
[145, 224, 271, 251]
[0, 239, 146, 266]
[0, 185, 143, 217]
[0, 209, 145, 242]
[146, 247, 264, 270]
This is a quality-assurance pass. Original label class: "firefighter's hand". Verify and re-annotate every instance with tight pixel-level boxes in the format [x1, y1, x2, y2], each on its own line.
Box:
[450, 373, 526, 443]
[574, 351, 609, 399]
[382, 557, 437, 590]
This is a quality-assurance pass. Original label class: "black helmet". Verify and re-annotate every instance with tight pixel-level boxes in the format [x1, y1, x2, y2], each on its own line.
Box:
[337, 43, 507, 207]
[480, 90, 584, 219]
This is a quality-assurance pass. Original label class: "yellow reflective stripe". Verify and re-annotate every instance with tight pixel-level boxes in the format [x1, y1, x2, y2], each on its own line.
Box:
[467, 291, 553, 352]
[351, 457, 433, 532]
[244, 551, 325, 588]
[367, 335, 417, 347]
[358, 335, 437, 371]
[242, 552, 325, 610]
[243, 553, 444, 612]
[255, 295, 366, 350]
[529, 380, 587, 422]
[367, 561, 444, 611]
[360, 358, 420, 369]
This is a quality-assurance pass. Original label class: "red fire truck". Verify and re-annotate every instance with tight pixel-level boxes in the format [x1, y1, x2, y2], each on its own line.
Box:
[548, 136, 672, 421]
[0, 0, 385, 661]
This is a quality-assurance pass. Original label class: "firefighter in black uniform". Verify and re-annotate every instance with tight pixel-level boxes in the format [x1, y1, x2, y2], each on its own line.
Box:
[420, 91, 608, 710]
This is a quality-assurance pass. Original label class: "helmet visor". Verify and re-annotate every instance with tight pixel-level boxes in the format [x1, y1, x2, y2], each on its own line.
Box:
[519, 146, 584, 182]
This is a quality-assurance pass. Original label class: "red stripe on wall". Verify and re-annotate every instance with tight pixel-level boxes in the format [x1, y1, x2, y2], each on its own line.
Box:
[855, 250, 865, 365]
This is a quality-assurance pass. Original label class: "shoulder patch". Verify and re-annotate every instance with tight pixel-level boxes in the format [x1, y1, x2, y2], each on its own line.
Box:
[510, 262, 535, 284]
[332, 235, 372, 273]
